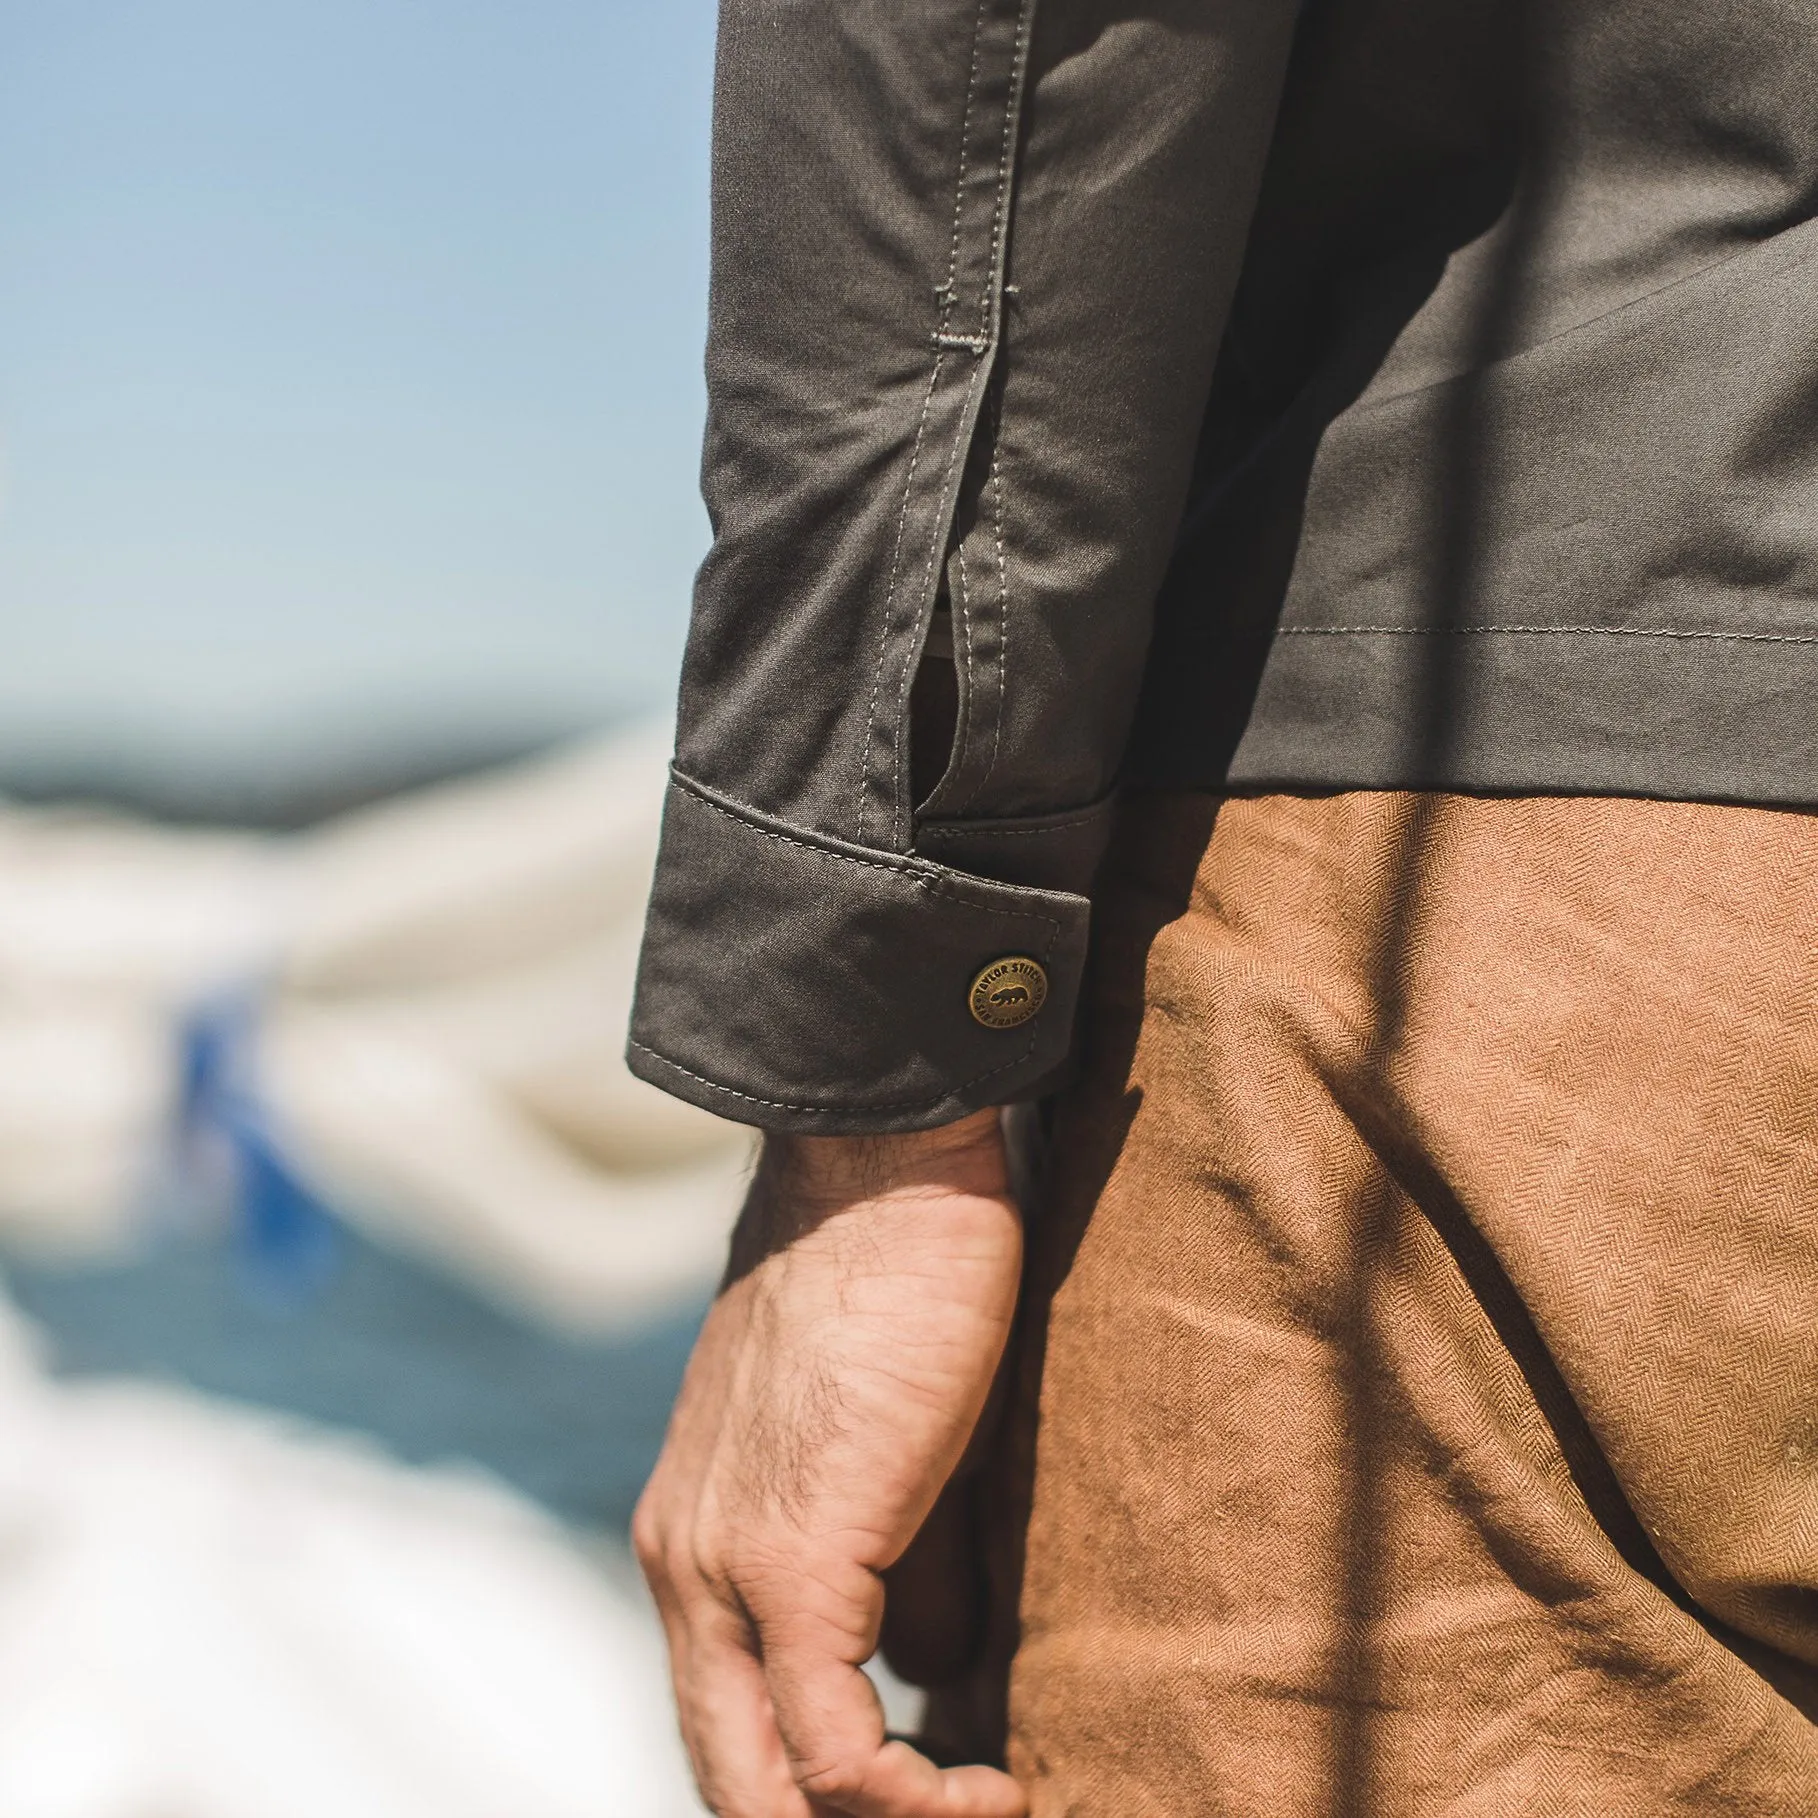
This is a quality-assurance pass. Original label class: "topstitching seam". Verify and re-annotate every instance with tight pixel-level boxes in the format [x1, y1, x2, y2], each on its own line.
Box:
[947, 539, 977, 796]
[627, 1037, 1046, 1116]
[861, 0, 1032, 847]
[673, 773, 1066, 931]
[975, 0, 1033, 338]
[1279, 624, 1818, 645]
[857, 355, 945, 845]
[982, 390, 1012, 799]
[920, 811, 1110, 839]
[938, 0, 989, 328]
[891, 0, 1031, 844]
[948, 375, 1011, 817]
[856, 0, 991, 847]
[892, 354, 990, 845]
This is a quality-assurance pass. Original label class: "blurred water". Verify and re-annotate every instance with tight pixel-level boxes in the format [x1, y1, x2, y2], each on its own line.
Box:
[5, 1213, 705, 1533]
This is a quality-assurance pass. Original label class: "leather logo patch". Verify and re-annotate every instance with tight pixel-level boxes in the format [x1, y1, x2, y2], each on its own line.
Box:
[968, 956, 1049, 1030]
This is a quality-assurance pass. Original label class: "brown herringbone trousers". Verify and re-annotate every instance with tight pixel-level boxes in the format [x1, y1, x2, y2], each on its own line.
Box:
[915, 790, 1818, 1815]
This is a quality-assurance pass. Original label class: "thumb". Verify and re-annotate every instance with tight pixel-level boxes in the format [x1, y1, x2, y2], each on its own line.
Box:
[757, 1605, 1026, 1818]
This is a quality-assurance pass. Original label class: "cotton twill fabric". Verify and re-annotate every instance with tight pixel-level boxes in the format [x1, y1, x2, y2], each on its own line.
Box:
[631, 0, 1299, 1131]
[919, 790, 1818, 1814]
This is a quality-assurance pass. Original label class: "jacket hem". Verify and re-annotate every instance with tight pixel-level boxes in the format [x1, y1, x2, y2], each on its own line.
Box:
[1134, 622, 1818, 805]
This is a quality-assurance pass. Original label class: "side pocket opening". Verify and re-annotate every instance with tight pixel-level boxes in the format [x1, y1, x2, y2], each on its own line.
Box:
[910, 598, 961, 810]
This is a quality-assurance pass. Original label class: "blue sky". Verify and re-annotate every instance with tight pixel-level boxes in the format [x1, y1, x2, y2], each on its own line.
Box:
[0, 0, 715, 778]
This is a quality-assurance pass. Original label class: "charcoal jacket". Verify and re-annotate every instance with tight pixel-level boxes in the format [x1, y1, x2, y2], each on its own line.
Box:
[629, 0, 1818, 1133]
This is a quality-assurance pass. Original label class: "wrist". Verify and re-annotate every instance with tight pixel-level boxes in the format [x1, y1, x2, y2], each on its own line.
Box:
[768, 1108, 1007, 1202]
[727, 1111, 1011, 1280]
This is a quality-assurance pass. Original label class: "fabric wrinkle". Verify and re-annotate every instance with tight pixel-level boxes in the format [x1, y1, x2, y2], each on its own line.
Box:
[916, 788, 1818, 1815]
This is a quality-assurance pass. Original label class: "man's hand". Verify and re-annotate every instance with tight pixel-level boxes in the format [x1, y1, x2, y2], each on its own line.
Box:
[633, 1109, 1027, 1818]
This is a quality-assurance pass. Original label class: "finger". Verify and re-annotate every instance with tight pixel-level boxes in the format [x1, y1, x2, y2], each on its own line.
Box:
[674, 1599, 815, 1818]
[761, 1621, 1025, 1818]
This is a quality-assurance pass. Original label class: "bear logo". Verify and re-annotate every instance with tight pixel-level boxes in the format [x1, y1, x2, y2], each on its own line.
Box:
[968, 957, 1049, 1030]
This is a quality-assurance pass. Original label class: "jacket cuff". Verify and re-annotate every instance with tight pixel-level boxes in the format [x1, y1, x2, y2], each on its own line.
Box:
[627, 772, 1091, 1135]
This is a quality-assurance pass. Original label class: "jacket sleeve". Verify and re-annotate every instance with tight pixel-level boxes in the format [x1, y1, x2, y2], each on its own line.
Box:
[628, 0, 1300, 1134]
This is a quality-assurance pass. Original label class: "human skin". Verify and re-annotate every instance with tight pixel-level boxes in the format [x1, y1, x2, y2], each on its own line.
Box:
[632, 1108, 1027, 1818]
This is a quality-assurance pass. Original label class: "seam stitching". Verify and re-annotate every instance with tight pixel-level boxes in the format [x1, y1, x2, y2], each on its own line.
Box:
[976, 0, 1033, 338]
[627, 1039, 1047, 1116]
[674, 772, 1067, 929]
[921, 812, 1109, 839]
[857, 356, 945, 844]
[856, 0, 989, 847]
[1278, 624, 1818, 645]
[948, 540, 977, 795]
[861, 0, 1031, 847]
[892, 355, 989, 845]
[982, 390, 1011, 794]
[952, 375, 1011, 816]
[938, 0, 988, 328]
